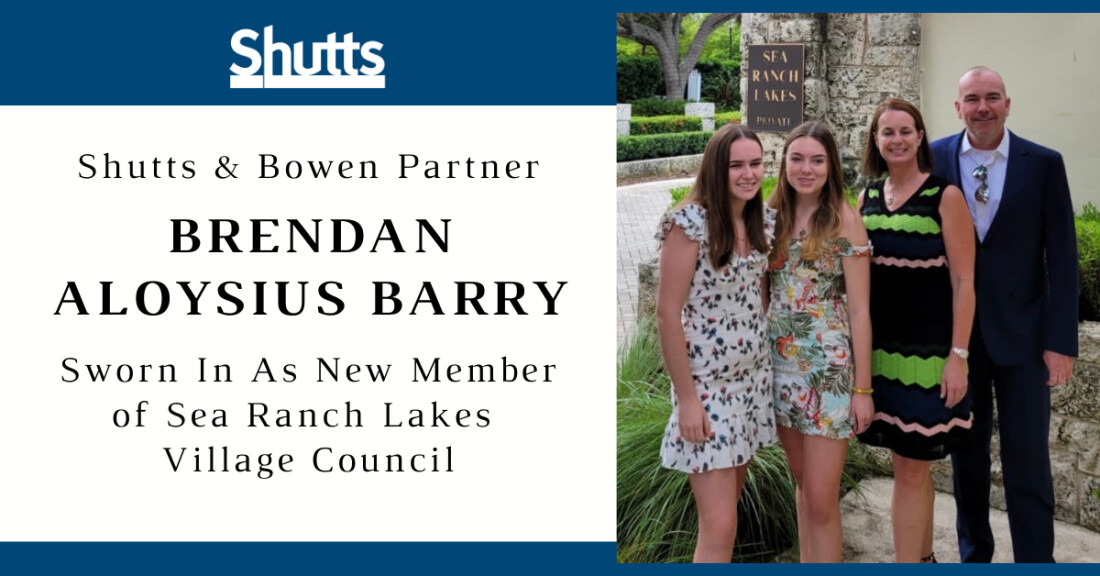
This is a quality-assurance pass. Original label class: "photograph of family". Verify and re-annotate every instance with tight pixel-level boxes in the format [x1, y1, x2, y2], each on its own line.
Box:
[616, 13, 1100, 563]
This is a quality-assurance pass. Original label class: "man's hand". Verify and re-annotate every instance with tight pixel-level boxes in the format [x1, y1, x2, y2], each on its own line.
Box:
[1043, 350, 1075, 387]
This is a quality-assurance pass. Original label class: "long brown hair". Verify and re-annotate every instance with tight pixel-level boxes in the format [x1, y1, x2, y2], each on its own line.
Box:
[861, 98, 934, 177]
[768, 121, 846, 266]
[684, 124, 768, 269]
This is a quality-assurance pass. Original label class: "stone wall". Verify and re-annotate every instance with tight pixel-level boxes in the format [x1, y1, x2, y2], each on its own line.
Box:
[635, 260, 1100, 531]
[741, 13, 922, 187]
[1052, 337, 1100, 530]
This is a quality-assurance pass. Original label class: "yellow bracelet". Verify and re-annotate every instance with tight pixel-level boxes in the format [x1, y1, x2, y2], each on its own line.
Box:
[852, 387, 873, 395]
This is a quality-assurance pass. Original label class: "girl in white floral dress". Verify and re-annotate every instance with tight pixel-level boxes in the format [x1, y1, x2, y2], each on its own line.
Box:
[656, 124, 778, 563]
[766, 122, 873, 563]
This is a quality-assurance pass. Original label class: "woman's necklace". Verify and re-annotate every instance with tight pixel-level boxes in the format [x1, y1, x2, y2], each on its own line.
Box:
[885, 175, 921, 208]
[794, 216, 811, 239]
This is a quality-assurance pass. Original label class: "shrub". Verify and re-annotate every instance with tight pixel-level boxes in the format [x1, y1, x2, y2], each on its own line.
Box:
[1081, 202, 1100, 222]
[618, 131, 713, 163]
[1076, 215, 1100, 321]
[631, 98, 689, 117]
[669, 186, 690, 208]
[630, 115, 703, 135]
[715, 111, 741, 129]
[761, 177, 778, 199]
[696, 59, 741, 112]
[617, 56, 665, 103]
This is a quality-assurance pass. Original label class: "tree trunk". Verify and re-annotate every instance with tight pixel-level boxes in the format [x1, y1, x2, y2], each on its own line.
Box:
[658, 15, 682, 98]
[658, 45, 682, 98]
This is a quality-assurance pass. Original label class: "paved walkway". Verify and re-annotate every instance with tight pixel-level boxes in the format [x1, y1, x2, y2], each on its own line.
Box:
[839, 478, 1100, 563]
[616, 177, 694, 346]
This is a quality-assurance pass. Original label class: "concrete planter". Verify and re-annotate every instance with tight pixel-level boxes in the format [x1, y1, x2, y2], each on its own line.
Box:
[617, 154, 703, 183]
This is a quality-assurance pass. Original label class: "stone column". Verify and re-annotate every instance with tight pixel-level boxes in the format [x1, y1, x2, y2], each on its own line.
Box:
[827, 13, 922, 187]
[617, 103, 631, 137]
[684, 102, 715, 131]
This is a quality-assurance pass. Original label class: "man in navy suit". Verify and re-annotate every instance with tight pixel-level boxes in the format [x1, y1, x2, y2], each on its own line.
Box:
[930, 66, 1078, 563]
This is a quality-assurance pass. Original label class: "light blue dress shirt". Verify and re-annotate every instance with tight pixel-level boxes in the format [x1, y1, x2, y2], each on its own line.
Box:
[959, 131, 1011, 242]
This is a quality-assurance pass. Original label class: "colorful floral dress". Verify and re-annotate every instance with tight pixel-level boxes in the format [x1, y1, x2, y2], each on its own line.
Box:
[656, 203, 778, 473]
[768, 233, 871, 439]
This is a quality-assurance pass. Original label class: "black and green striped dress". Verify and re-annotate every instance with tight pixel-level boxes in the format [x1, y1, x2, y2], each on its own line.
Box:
[857, 174, 973, 461]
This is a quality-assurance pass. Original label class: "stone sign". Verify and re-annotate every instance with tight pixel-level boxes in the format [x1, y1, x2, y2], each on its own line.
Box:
[746, 44, 805, 133]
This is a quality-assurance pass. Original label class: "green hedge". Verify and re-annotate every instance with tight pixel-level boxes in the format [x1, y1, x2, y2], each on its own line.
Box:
[630, 112, 741, 135]
[631, 103, 744, 124]
[630, 115, 703, 135]
[617, 57, 664, 103]
[630, 98, 688, 117]
[1077, 204, 1100, 321]
[715, 111, 741, 129]
[618, 131, 713, 162]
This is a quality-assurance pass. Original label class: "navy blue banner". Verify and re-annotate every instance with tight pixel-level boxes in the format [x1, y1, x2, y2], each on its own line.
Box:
[2, 541, 1084, 571]
[3, 543, 614, 572]
[1, 2, 612, 105]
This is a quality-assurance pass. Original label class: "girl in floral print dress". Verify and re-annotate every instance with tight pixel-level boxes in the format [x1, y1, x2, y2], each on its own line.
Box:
[766, 122, 873, 563]
[655, 124, 778, 563]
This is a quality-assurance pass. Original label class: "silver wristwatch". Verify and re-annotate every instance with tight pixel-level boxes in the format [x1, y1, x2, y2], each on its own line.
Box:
[951, 346, 970, 360]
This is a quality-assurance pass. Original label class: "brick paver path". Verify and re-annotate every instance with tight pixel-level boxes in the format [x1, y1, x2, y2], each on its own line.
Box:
[616, 177, 694, 346]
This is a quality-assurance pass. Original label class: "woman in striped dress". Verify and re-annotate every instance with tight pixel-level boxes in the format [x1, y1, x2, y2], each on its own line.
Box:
[857, 98, 976, 563]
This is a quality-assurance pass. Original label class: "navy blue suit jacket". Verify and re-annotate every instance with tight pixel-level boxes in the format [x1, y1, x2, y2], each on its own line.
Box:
[930, 130, 1078, 365]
